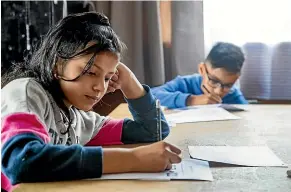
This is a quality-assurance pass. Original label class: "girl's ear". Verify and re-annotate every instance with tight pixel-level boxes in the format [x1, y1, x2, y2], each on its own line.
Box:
[52, 63, 59, 79]
[52, 57, 64, 79]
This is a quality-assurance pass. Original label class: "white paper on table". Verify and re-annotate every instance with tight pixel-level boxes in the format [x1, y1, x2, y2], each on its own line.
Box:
[165, 107, 240, 124]
[167, 159, 213, 181]
[92, 159, 213, 181]
[188, 146, 287, 167]
[174, 104, 247, 112]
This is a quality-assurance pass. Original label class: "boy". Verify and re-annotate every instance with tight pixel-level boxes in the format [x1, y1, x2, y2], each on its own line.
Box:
[152, 42, 248, 109]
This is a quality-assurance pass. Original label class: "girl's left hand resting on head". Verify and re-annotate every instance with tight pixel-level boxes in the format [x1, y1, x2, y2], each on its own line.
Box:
[107, 62, 146, 99]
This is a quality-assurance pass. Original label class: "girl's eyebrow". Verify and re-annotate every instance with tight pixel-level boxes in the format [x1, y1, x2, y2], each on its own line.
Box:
[92, 64, 115, 75]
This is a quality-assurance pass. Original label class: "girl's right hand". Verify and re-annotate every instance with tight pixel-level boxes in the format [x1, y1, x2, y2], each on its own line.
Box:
[131, 141, 182, 172]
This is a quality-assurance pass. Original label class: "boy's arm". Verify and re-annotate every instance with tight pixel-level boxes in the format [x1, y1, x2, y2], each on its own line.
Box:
[151, 76, 191, 109]
[233, 95, 248, 104]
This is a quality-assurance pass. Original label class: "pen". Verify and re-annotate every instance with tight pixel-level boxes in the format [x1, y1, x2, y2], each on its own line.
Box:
[202, 84, 211, 94]
[156, 99, 162, 141]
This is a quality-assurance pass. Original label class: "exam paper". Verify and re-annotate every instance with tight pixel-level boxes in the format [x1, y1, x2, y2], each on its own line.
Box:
[95, 159, 213, 181]
[174, 104, 247, 112]
[188, 146, 287, 167]
[167, 159, 213, 181]
[166, 107, 240, 124]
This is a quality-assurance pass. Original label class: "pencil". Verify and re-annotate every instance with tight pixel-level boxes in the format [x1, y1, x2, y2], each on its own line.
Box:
[203, 84, 211, 94]
[156, 99, 162, 141]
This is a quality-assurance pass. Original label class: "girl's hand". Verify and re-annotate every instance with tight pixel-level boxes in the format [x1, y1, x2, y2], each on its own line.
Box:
[111, 63, 145, 99]
[131, 141, 182, 172]
[102, 141, 182, 174]
[106, 70, 121, 93]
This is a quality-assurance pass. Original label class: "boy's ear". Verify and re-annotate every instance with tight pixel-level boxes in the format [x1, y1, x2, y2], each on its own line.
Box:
[198, 62, 205, 75]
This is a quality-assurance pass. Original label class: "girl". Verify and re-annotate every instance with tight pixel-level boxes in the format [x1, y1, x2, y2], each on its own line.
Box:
[1, 12, 181, 192]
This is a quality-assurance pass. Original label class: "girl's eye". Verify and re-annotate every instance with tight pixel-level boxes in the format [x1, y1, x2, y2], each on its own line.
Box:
[105, 78, 111, 82]
[87, 72, 96, 76]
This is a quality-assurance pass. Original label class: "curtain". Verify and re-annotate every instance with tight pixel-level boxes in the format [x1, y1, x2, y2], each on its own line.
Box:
[94, 1, 164, 86]
[171, 1, 205, 77]
[94, 1, 205, 86]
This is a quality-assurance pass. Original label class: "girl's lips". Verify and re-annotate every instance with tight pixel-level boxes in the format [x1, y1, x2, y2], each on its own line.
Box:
[85, 95, 100, 102]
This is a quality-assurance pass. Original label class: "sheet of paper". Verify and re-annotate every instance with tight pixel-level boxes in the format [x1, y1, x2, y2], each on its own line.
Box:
[166, 107, 240, 124]
[167, 159, 213, 181]
[174, 104, 246, 112]
[188, 146, 287, 167]
[93, 159, 213, 181]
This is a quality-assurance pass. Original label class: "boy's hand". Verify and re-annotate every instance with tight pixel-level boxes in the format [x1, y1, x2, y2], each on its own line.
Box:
[187, 94, 222, 106]
[131, 141, 182, 172]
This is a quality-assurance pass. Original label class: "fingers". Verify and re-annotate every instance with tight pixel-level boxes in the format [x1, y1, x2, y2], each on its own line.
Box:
[212, 95, 222, 103]
[111, 74, 118, 81]
[165, 149, 182, 164]
[164, 142, 182, 155]
[207, 96, 220, 104]
[207, 93, 222, 103]
[107, 86, 116, 93]
[163, 142, 182, 164]
[109, 80, 121, 89]
[165, 163, 172, 170]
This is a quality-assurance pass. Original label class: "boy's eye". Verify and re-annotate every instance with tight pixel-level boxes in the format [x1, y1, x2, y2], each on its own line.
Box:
[224, 84, 233, 88]
[209, 78, 220, 85]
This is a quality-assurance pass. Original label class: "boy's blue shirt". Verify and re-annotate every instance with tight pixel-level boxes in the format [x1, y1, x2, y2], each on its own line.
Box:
[152, 74, 248, 109]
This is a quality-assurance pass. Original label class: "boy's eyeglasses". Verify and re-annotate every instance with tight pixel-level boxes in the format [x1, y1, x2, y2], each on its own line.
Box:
[204, 66, 233, 91]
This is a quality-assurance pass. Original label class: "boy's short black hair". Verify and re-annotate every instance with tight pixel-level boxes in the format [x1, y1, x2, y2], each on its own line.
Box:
[205, 42, 245, 73]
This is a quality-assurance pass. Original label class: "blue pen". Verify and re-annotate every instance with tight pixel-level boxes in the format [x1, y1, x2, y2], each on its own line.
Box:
[156, 99, 162, 141]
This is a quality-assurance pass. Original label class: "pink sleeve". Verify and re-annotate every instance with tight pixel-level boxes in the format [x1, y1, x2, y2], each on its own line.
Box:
[1, 113, 50, 147]
[1, 113, 50, 192]
[85, 119, 124, 146]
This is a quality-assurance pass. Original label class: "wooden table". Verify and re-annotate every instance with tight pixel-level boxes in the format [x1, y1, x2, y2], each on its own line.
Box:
[14, 104, 291, 192]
